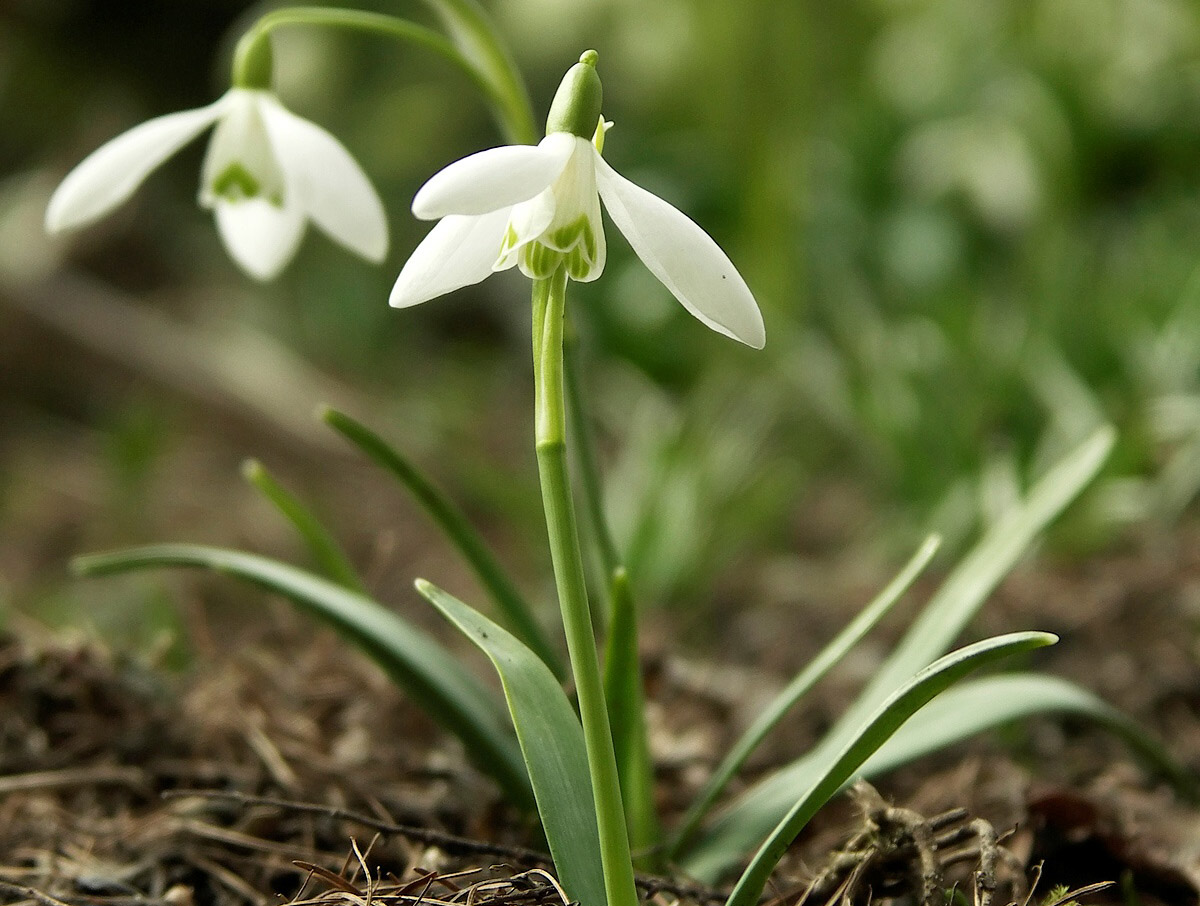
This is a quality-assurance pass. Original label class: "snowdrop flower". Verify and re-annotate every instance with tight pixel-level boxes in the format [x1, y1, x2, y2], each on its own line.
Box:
[45, 87, 388, 281]
[390, 51, 765, 348]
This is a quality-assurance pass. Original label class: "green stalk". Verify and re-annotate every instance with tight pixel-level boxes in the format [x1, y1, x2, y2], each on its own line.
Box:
[533, 271, 638, 906]
[412, 0, 537, 144]
[231, 6, 530, 143]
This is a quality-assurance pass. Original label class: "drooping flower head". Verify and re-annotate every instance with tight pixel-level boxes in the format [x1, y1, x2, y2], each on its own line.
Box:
[391, 51, 765, 348]
[45, 39, 387, 281]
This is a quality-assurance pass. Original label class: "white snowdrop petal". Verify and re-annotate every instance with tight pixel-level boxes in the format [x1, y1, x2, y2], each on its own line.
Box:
[259, 96, 388, 262]
[390, 208, 512, 308]
[412, 133, 576, 220]
[213, 197, 307, 281]
[594, 152, 765, 348]
[495, 188, 555, 269]
[45, 96, 228, 233]
[199, 90, 285, 207]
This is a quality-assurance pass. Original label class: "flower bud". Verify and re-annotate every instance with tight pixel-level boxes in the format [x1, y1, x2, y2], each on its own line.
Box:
[545, 50, 603, 139]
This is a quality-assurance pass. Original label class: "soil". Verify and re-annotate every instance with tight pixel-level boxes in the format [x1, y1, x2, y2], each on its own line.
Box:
[1, 522, 1199, 906]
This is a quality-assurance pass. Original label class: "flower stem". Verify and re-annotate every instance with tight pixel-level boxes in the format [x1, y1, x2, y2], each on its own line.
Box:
[413, 0, 537, 144]
[231, 6, 533, 144]
[533, 271, 639, 906]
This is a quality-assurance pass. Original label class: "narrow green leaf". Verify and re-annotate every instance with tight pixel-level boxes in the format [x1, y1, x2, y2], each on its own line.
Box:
[682, 429, 1113, 880]
[602, 567, 661, 863]
[321, 407, 564, 679]
[241, 458, 364, 593]
[723, 632, 1058, 906]
[72, 544, 532, 809]
[846, 428, 1111, 727]
[416, 579, 606, 906]
[855, 674, 1199, 798]
[695, 672, 1197, 852]
[667, 534, 940, 858]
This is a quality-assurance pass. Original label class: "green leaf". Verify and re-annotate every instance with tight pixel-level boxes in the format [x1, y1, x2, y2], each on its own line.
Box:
[846, 428, 1112, 726]
[72, 544, 532, 809]
[854, 674, 1199, 798]
[241, 459, 364, 593]
[667, 534, 940, 858]
[415, 579, 606, 906]
[723, 632, 1058, 906]
[681, 428, 1113, 881]
[602, 567, 660, 863]
[321, 407, 564, 679]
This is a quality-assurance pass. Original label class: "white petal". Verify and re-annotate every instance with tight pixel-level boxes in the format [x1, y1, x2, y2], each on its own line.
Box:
[213, 197, 307, 281]
[594, 152, 765, 348]
[199, 89, 283, 205]
[46, 95, 228, 233]
[258, 95, 388, 262]
[389, 209, 511, 308]
[494, 188, 555, 270]
[412, 133, 577, 220]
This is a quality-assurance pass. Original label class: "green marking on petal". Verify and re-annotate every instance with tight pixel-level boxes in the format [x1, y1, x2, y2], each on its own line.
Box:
[212, 162, 261, 200]
[211, 161, 284, 207]
[566, 246, 589, 280]
[546, 216, 592, 253]
[499, 223, 520, 256]
[521, 242, 562, 280]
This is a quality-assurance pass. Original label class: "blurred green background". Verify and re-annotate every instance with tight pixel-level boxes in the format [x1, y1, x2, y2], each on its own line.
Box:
[2, 0, 1200, 649]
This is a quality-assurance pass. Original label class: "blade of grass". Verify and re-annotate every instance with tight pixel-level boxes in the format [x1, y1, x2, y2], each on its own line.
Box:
[241, 458, 364, 593]
[853, 674, 1198, 797]
[842, 427, 1112, 730]
[666, 534, 940, 858]
[602, 567, 660, 863]
[416, 579, 605, 906]
[723, 632, 1058, 906]
[321, 406, 564, 678]
[682, 428, 1113, 880]
[72, 544, 532, 809]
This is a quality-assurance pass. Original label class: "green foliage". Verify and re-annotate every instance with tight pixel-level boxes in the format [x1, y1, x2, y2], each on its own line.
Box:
[45, 4, 1200, 904]
[723, 632, 1060, 906]
[852, 675, 1199, 799]
[71, 544, 533, 809]
[668, 534, 941, 857]
[680, 427, 1125, 882]
[242, 458, 364, 593]
[416, 579, 605, 906]
[322, 406, 563, 677]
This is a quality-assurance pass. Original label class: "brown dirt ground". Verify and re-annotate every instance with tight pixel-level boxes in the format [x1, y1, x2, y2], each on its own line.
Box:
[1, 520, 1198, 906]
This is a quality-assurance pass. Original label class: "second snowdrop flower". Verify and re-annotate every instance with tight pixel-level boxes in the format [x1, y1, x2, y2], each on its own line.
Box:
[46, 67, 387, 281]
[391, 50, 765, 349]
